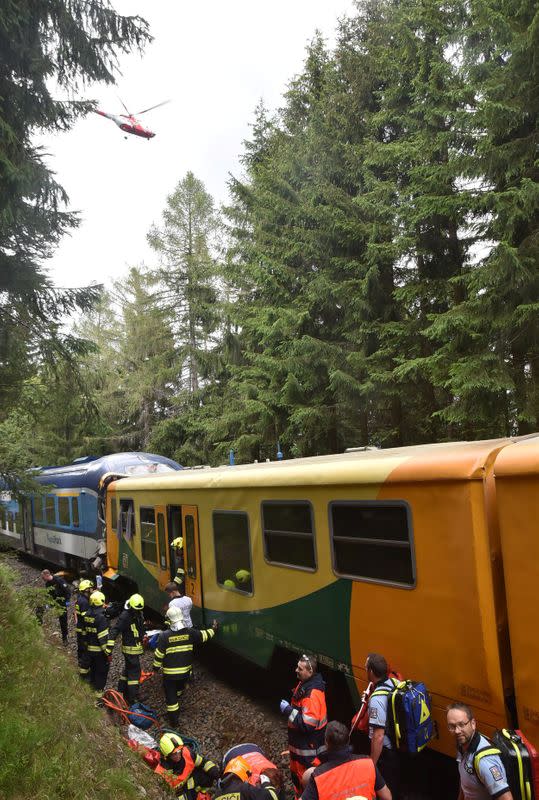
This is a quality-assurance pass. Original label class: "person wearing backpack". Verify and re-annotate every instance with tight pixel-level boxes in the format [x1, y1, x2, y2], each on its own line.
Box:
[446, 703, 513, 800]
[365, 653, 401, 799]
[40, 569, 71, 645]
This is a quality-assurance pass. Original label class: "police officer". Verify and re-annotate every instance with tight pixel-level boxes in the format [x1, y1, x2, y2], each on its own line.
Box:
[152, 606, 218, 727]
[172, 537, 185, 591]
[301, 720, 391, 800]
[279, 654, 327, 799]
[447, 703, 513, 800]
[40, 569, 71, 644]
[83, 590, 111, 703]
[106, 593, 145, 704]
[75, 578, 93, 680]
[215, 756, 281, 800]
[366, 653, 400, 799]
[154, 733, 219, 800]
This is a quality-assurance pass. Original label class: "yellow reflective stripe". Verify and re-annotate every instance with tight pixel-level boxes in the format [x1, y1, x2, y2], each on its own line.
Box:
[501, 730, 527, 800]
[122, 646, 143, 654]
[473, 747, 503, 781]
[391, 690, 401, 748]
[167, 645, 193, 654]
[97, 630, 109, 640]
[163, 666, 192, 675]
[154, 648, 164, 659]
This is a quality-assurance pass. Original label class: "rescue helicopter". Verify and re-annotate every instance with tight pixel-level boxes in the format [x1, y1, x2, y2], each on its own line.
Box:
[94, 99, 170, 140]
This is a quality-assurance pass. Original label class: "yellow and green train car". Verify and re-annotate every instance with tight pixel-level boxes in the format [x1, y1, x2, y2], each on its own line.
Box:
[104, 436, 531, 761]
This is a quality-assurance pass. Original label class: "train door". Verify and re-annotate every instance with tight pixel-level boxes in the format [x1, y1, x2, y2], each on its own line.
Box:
[155, 505, 171, 590]
[182, 506, 203, 612]
[168, 504, 183, 582]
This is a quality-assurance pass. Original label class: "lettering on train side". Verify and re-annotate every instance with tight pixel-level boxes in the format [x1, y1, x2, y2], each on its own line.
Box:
[46, 534, 62, 545]
[523, 706, 539, 724]
[460, 684, 492, 704]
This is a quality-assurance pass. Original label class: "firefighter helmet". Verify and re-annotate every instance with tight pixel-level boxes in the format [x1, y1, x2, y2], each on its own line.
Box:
[79, 579, 94, 592]
[235, 569, 251, 584]
[223, 579, 236, 589]
[172, 537, 183, 548]
[160, 733, 183, 757]
[224, 756, 252, 783]
[166, 605, 184, 625]
[128, 593, 144, 610]
[89, 590, 106, 607]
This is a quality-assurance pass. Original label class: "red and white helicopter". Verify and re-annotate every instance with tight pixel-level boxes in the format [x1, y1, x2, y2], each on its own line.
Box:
[94, 99, 170, 140]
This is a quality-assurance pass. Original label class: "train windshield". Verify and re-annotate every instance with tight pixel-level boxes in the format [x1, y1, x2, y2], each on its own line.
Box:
[124, 463, 176, 476]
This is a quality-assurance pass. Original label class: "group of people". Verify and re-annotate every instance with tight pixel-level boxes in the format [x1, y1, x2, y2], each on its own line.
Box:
[39, 569, 513, 800]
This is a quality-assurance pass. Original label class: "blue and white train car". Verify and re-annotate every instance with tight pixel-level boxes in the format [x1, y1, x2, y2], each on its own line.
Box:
[0, 452, 181, 570]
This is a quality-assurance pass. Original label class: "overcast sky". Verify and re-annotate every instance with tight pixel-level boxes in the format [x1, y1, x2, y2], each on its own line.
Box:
[45, 0, 357, 290]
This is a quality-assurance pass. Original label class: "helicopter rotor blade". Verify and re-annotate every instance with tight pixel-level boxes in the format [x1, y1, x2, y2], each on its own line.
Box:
[118, 96, 131, 116]
[136, 99, 171, 116]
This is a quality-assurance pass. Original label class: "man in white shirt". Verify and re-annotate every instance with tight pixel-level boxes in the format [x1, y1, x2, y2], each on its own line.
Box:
[165, 581, 193, 628]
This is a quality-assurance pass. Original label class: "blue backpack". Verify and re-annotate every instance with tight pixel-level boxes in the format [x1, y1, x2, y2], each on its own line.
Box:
[371, 678, 434, 753]
[128, 702, 159, 730]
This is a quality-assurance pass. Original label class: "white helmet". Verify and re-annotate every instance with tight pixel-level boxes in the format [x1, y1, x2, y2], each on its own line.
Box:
[166, 606, 184, 625]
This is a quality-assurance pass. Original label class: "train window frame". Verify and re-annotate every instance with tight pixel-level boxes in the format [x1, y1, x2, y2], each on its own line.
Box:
[157, 512, 167, 571]
[140, 506, 158, 565]
[71, 496, 80, 527]
[110, 497, 118, 532]
[212, 510, 254, 596]
[184, 514, 197, 580]
[58, 496, 70, 527]
[119, 498, 135, 540]
[45, 495, 56, 526]
[260, 500, 317, 573]
[329, 500, 416, 589]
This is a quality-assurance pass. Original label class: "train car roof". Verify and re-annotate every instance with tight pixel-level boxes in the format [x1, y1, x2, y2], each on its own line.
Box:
[112, 437, 518, 491]
[35, 452, 182, 490]
[494, 434, 539, 478]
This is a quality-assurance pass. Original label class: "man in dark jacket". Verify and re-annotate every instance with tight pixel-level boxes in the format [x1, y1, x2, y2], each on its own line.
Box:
[152, 606, 218, 727]
[155, 733, 219, 800]
[301, 721, 391, 800]
[279, 654, 328, 799]
[40, 569, 71, 644]
[106, 592, 145, 704]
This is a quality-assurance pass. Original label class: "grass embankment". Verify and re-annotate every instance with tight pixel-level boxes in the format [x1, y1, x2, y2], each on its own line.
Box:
[0, 559, 171, 800]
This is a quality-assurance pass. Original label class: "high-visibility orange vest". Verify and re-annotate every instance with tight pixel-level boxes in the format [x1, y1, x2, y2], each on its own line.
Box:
[314, 756, 376, 800]
[154, 748, 196, 790]
[240, 749, 277, 786]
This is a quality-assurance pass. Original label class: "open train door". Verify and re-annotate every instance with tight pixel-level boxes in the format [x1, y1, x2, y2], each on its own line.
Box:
[155, 505, 172, 591]
[181, 506, 204, 623]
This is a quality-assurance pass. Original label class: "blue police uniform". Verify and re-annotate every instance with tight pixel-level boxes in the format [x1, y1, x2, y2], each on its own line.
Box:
[457, 732, 510, 799]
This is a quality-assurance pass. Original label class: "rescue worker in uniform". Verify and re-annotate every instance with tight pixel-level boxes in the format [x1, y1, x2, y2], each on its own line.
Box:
[301, 720, 391, 800]
[447, 702, 513, 800]
[39, 569, 71, 644]
[223, 743, 280, 787]
[172, 537, 185, 591]
[155, 733, 219, 800]
[83, 590, 111, 703]
[214, 756, 281, 800]
[75, 578, 93, 681]
[279, 654, 327, 799]
[152, 606, 218, 727]
[106, 592, 145, 704]
[366, 653, 401, 799]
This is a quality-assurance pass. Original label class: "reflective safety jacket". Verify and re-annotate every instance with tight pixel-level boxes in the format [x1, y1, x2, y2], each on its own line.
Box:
[82, 607, 110, 653]
[106, 608, 145, 655]
[153, 625, 215, 677]
[286, 673, 327, 766]
[214, 774, 279, 800]
[223, 744, 277, 786]
[154, 745, 219, 799]
[75, 593, 90, 638]
[302, 748, 384, 800]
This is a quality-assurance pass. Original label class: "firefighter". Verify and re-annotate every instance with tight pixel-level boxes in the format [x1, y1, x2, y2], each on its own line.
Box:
[301, 720, 391, 800]
[106, 593, 145, 704]
[279, 654, 327, 799]
[172, 537, 185, 591]
[152, 606, 218, 727]
[83, 590, 111, 703]
[154, 733, 219, 799]
[223, 743, 279, 787]
[214, 757, 281, 800]
[75, 579, 93, 681]
[39, 568, 71, 644]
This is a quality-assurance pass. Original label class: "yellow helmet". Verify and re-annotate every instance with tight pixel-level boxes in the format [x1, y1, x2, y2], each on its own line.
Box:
[128, 593, 144, 610]
[89, 591, 106, 607]
[224, 756, 251, 783]
[79, 579, 94, 592]
[223, 579, 236, 589]
[172, 537, 183, 548]
[160, 733, 183, 758]
[235, 569, 251, 584]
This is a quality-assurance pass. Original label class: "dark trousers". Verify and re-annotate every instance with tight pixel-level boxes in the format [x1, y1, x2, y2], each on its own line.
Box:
[163, 676, 188, 727]
[118, 653, 141, 704]
[58, 610, 68, 642]
[89, 651, 110, 697]
[378, 747, 401, 800]
[77, 634, 91, 681]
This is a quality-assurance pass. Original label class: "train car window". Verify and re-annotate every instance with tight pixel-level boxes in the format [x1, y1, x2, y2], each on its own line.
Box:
[120, 499, 135, 539]
[45, 495, 56, 525]
[330, 501, 415, 587]
[213, 511, 253, 594]
[184, 515, 197, 580]
[6, 512, 12, 532]
[15, 511, 22, 533]
[110, 497, 118, 531]
[72, 496, 80, 527]
[140, 506, 158, 564]
[58, 497, 70, 526]
[261, 501, 316, 571]
[157, 513, 167, 570]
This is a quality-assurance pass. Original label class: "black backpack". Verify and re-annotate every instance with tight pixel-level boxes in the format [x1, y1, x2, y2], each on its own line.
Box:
[473, 729, 536, 800]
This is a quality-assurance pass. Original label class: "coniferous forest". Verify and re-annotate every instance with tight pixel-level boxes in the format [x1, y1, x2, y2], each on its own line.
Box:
[2, 0, 539, 472]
